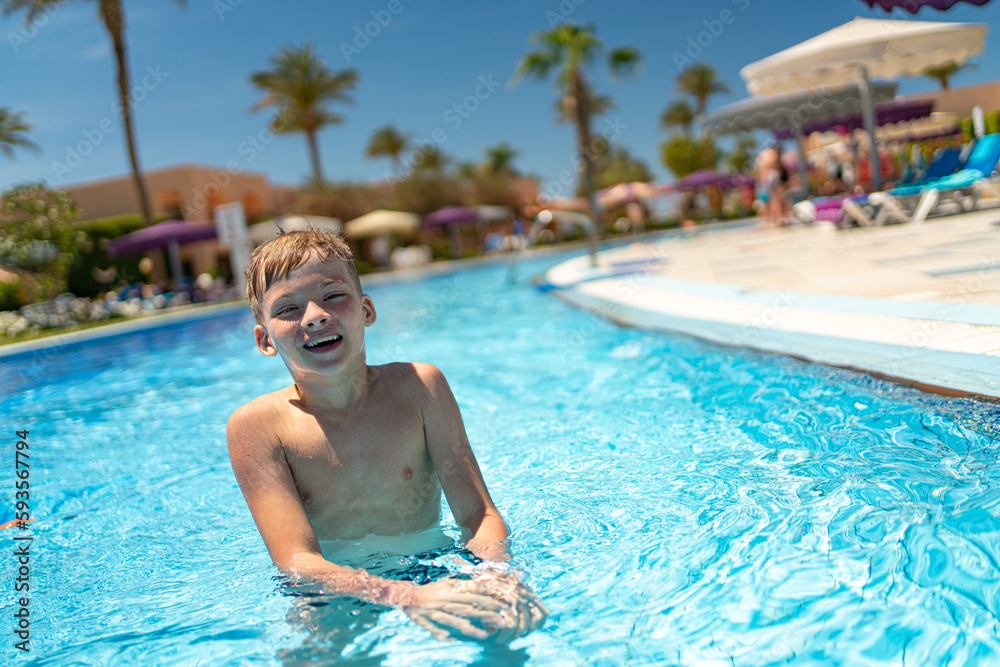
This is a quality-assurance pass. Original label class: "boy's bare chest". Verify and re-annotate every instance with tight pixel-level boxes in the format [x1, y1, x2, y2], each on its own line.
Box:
[278, 402, 441, 536]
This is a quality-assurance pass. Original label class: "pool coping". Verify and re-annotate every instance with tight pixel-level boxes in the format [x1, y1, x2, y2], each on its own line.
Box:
[0, 300, 250, 360]
[543, 230, 1000, 400]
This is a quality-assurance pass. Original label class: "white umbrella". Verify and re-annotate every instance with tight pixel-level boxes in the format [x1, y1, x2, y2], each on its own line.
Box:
[699, 82, 897, 135]
[740, 16, 988, 188]
[535, 209, 595, 230]
[873, 111, 960, 142]
[247, 214, 341, 244]
[343, 209, 420, 239]
[473, 205, 514, 222]
[700, 82, 899, 194]
[597, 182, 669, 208]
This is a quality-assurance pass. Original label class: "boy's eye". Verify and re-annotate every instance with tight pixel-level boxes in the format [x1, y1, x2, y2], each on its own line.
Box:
[275, 305, 296, 315]
[325, 293, 344, 301]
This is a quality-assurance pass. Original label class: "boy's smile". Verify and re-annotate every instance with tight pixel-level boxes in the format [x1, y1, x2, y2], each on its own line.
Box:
[302, 333, 343, 352]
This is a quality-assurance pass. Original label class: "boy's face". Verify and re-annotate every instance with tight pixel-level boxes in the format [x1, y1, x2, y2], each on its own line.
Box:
[253, 253, 375, 378]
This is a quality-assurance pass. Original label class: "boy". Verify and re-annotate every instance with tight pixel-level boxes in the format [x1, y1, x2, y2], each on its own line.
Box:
[227, 229, 545, 641]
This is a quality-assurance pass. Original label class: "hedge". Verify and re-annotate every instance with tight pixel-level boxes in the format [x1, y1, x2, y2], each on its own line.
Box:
[65, 213, 167, 298]
[959, 109, 1000, 139]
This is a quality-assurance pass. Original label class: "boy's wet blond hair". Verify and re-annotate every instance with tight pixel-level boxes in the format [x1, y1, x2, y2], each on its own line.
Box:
[244, 228, 361, 324]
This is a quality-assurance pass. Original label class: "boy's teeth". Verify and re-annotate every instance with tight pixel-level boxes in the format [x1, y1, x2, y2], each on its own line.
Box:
[305, 334, 342, 349]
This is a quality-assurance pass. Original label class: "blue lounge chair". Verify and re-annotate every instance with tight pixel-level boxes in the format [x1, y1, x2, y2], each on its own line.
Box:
[870, 134, 1000, 225]
[840, 145, 965, 227]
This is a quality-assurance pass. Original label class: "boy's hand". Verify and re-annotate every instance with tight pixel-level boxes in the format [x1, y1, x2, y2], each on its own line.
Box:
[403, 575, 547, 642]
[471, 570, 548, 642]
[403, 578, 510, 641]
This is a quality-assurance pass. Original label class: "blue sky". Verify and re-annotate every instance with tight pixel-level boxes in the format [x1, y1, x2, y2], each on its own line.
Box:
[2, 0, 1000, 197]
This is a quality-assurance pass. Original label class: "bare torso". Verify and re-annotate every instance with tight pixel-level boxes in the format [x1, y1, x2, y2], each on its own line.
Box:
[258, 363, 443, 539]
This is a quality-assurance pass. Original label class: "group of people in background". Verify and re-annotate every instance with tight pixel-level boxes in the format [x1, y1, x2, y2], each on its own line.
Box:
[754, 134, 968, 228]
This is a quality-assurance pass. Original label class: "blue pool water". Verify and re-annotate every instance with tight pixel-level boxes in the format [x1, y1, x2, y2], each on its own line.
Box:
[4, 250, 1000, 665]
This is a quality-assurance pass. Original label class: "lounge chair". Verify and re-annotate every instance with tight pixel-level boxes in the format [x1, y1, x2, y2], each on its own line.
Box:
[840, 145, 965, 227]
[870, 134, 1000, 226]
[839, 194, 881, 227]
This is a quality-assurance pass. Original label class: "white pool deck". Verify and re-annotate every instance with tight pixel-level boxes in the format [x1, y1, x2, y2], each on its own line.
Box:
[543, 206, 1000, 399]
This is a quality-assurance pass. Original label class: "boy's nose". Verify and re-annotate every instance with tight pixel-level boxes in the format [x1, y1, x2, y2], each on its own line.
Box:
[302, 301, 330, 327]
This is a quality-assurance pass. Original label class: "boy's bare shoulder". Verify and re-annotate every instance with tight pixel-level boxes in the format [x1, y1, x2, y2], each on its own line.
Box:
[377, 361, 448, 396]
[227, 387, 294, 449]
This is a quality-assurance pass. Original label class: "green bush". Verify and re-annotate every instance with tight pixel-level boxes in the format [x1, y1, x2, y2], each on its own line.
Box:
[959, 111, 1000, 138]
[0, 183, 84, 302]
[986, 110, 1000, 136]
[647, 216, 681, 230]
[960, 116, 974, 139]
[0, 279, 22, 312]
[65, 214, 161, 298]
[660, 132, 709, 179]
[72, 212, 161, 236]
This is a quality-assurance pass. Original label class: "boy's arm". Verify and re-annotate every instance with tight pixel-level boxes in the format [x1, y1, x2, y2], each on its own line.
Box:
[226, 403, 416, 605]
[229, 398, 536, 641]
[416, 363, 549, 640]
[415, 363, 510, 562]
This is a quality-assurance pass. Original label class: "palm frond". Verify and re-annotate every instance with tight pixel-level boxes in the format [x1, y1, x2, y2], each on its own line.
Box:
[0, 107, 40, 159]
[515, 49, 559, 83]
[1, 0, 62, 25]
[660, 99, 694, 131]
[608, 47, 640, 81]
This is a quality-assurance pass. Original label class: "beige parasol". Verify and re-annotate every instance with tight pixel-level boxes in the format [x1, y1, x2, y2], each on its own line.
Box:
[342, 210, 420, 239]
[247, 214, 341, 244]
[740, 17, 988, 188]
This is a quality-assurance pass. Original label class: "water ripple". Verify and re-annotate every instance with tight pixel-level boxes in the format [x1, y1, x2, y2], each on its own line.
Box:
[3, 253, 1000, 664]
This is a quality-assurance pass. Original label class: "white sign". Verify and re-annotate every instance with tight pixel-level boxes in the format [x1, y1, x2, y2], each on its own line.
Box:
[973, 106, 986, 139]
[215, 202, 250, 295]
[214, 202, 247, 247]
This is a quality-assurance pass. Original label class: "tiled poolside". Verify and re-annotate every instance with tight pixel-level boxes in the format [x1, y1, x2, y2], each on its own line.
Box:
[544, 206, 1000, 398]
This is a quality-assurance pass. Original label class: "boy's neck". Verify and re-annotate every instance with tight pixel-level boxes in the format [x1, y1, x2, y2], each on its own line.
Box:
[291, 360, 373, 412]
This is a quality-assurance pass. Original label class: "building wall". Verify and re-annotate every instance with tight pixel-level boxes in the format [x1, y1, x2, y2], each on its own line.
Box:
[902, 80, 1000, 118]
[63, 163, 292, 222]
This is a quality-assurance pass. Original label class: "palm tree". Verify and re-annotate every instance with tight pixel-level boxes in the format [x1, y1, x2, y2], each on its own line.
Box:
[922, 61, 977, 90]
[553, 87, 614, 126]
[484, 142, 519, 176]
[456, 160, 482, 181]
[366, 125, 410, 174]
[2, 0, 185, 227]
[725, 135, 757, 175]
[0, 107, 39, 159]
[674, 63, 728, 169]
[660, 100, 695, 133]
[412, 145, 448, 173]
[251, 44, 358, 186]
[516, 22, 640, 235]
[674, 62, 729, 116]
[594, 145, 652, 190]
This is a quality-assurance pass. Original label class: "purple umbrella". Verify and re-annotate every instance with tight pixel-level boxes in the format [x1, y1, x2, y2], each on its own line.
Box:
[107, 221, 218, 287]
[773, 99, 936, 140]
[863, 0, 993, 12]
[676, 170, 751, 191]
[422, 206, 480, 259]
[106, 221, 217, 256]
[422, 206, 479, 228]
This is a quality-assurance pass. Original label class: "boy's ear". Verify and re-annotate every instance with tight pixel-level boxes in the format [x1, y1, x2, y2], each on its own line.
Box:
[254, 324, 278, 357]
[362, 294, 377, 327]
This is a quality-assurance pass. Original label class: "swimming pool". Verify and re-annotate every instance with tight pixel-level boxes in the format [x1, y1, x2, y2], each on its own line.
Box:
[4, 249, 1000, 665]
